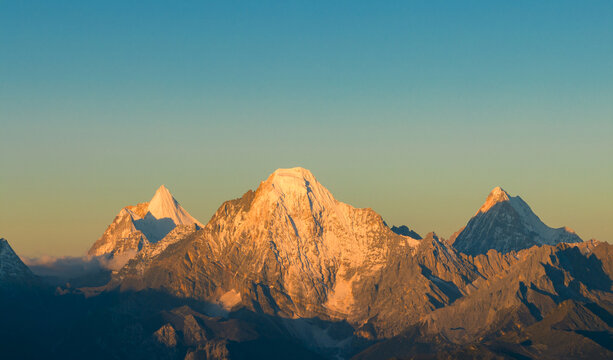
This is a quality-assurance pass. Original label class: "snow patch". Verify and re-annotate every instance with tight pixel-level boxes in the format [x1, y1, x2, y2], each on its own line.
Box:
[218, 289, 241, 310]
[325, 271, 357, 314]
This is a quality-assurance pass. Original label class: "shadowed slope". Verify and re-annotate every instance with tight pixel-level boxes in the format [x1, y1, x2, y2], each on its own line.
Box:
[0, 238, 38, 291]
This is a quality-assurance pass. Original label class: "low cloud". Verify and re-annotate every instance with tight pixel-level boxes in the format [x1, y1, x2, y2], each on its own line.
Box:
[23, 255, 104, 279]
[99, 250, 137, 271]
[22, 250, 136, 281]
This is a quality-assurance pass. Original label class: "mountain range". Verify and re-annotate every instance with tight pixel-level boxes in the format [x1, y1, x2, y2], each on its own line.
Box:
[1, 167, 611, 359]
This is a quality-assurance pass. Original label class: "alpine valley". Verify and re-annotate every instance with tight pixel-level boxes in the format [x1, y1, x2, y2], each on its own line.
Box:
[1, 168, 612, 360]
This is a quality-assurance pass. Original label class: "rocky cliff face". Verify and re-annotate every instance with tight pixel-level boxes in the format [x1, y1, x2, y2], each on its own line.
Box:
[453, 187, 583, 255]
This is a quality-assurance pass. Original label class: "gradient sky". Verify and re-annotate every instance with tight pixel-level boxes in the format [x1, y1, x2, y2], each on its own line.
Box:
[1, 1, 612, 257]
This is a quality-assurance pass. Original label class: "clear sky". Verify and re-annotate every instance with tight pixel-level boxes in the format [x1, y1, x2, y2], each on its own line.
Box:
[1, 1, 612, 257]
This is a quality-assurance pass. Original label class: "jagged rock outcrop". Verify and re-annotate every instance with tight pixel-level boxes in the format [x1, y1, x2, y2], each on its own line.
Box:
[390, 225, 422, 239]
[154, 323, 178, 348]
[453, 186, 582, 255]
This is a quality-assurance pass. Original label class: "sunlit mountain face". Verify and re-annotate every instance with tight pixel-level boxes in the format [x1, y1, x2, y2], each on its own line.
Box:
[1, 168, 611, 359]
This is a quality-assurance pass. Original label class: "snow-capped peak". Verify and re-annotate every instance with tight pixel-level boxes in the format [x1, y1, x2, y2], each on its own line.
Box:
[454, 187, 583, 255]
[270, 167, 317, 183]
[476, 186, 511, 215]
[147, 185, 203, 227]
[256, 167, 336, 210]
[269, 167, 318, 189]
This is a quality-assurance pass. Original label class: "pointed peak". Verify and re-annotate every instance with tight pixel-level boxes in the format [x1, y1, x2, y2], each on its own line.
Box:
[145, 185, 203, 227]
[477, 186, 511, 215]
[148, 185, 179, 216]
[150, 184, 178, 205]
[490, 186, 507, 195]
[154, 184, 172, 196]
[390, 225, 422, 240]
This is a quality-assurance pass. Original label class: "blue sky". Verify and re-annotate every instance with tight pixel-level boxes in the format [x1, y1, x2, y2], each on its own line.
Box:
[1, 1, 612, 256]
